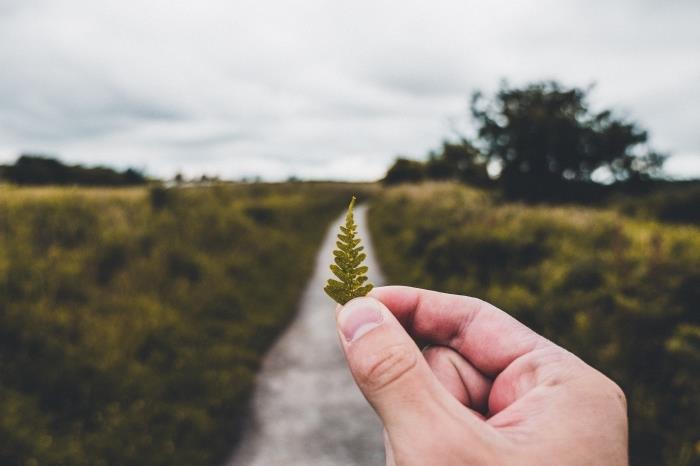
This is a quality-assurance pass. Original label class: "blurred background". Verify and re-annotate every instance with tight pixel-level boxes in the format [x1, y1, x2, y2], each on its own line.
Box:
[1, 1, 698, 465]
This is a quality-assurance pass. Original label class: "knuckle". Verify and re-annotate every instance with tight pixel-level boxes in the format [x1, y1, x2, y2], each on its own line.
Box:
[462, 296, 488, 318]
[422, 345, 451, 363]
[470, 296, 489, 309]
[608, 379, 627, 408]
[356, 343, 418, 393]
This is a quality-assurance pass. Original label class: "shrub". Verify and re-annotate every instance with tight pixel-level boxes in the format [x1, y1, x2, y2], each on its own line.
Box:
[0, 182, 373, 466]
[369, 182, 700, 466]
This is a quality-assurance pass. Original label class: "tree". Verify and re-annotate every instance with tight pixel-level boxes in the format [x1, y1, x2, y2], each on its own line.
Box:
[471, 81, 665, 199]
[426, 140, 489, 186]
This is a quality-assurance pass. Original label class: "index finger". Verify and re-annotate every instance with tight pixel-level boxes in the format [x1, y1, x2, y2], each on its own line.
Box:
[369, 286, 549, 376]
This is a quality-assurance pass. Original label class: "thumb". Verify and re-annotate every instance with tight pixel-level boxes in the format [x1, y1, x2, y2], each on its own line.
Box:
[336, 297, 451, 431]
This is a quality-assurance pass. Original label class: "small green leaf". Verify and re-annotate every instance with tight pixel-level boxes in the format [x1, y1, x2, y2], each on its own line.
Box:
[354, 265, 368, 275]
[324, 196, 375, 305]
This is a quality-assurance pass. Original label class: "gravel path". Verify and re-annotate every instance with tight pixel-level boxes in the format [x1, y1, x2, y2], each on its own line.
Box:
[226, 205, 386, 466]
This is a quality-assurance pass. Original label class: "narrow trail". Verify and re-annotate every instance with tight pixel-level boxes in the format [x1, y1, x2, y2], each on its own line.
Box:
[227, 205, 385, 466]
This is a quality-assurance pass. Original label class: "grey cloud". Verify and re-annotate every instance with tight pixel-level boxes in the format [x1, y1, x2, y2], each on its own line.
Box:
[0, 91, 184, 142]
[0, 0, 698, 179]
[359, 53, 478, 98]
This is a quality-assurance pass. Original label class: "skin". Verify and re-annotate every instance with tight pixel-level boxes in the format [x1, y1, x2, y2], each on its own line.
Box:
[335, 286, 628, 466]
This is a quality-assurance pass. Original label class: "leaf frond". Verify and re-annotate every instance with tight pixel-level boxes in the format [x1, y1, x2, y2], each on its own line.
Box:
[324, 196, 375, 305]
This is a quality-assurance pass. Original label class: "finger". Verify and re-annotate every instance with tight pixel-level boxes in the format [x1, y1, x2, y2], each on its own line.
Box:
[370, 286, 550, 376]
[487, 344, 583, 416]
[335, 296, 483, 433]
[423, 345, 492, 415]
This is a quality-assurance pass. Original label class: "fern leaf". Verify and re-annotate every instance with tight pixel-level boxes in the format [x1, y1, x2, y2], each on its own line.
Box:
[354, 265, 368, 275]
[326, 279, 345, 289]
[324, 196, 375, 305]
[330, 264, 349, 282]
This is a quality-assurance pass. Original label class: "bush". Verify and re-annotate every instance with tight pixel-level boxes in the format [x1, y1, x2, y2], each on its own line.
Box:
[0, 182, 373, 466]
[613, 181, 700, 226]
[383, 158, 426, 184]
[369, 182, 700, 466]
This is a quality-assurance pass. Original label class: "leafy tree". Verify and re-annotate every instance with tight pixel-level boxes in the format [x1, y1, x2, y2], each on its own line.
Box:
[324, 196, 374, 304]
[426, 140, 489, 185]
[471, 81, 665, 199]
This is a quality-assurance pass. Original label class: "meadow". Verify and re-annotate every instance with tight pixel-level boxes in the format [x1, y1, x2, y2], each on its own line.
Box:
[368, 182, 700, 466]
[0, 182, 372, 466]
[2, 180, 698, 466]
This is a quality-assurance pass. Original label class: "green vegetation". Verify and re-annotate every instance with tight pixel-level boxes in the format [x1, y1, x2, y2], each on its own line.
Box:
[0, 182, 372, 466]
[324, 196, 373, 305]
[368, 183, 700, 466]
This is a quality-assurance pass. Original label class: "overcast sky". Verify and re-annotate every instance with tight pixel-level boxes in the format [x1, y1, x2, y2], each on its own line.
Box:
[1, 0, 699, 180]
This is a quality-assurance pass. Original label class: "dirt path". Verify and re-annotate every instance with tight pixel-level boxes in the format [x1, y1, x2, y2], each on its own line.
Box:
[226, 205, 385, 466]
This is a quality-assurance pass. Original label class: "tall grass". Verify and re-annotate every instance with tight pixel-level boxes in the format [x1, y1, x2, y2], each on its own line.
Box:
[0, 182, 373, 466]
[369, 182, 700, 466]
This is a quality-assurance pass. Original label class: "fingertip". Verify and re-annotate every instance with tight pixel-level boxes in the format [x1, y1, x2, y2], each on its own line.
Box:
[337, 297, 385, 343]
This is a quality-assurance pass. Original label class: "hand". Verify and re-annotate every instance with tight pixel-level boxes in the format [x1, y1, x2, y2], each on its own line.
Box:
[335, 286, 628, 466]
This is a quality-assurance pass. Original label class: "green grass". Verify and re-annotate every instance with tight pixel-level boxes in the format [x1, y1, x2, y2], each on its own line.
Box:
[368, 182, 700, 466]
[0, 182, 374, 466]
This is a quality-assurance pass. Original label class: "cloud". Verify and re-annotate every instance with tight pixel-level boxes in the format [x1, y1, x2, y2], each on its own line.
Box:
[0, 0, 698, 179]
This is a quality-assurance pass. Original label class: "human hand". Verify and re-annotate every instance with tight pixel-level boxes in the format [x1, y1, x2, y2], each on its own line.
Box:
[335, 286, 628, 465]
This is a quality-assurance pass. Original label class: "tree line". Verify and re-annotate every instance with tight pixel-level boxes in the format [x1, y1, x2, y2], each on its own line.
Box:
[0, 154, 146, 186]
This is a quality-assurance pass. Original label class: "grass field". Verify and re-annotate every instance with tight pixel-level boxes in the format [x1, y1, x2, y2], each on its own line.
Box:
[368, 182, 700, 466]
[2, 180, 698, 465]
[0, 182, 374, 466]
